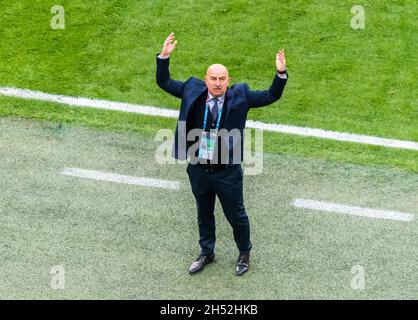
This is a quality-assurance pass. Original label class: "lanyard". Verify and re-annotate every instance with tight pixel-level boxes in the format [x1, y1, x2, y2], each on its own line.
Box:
[202, 102, 223, 132]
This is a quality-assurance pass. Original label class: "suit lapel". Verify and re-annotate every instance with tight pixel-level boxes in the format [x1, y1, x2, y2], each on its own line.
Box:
[183, 84, 207, 120]
[224, 88, 235, 127]
[181, 83, 234, 125]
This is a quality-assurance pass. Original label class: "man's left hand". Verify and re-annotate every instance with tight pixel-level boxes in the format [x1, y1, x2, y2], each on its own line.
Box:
[276, 49, 286, 72]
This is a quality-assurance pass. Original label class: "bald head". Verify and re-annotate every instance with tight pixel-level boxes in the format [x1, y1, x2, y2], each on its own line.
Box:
[206, 64, 229, 77]
[205, 64, 230, 97]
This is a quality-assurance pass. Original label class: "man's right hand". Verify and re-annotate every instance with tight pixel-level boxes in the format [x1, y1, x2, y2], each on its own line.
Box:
[160, 32, 178, 58]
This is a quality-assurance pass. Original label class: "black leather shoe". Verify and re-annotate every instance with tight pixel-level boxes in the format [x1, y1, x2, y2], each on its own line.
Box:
[236, 253, 250, 276]
[188, 254, 215, 274]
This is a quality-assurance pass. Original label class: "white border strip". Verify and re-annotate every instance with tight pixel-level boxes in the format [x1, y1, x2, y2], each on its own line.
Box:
[61, 168, 180, 190]
[291, 198, 414, 222]
[1, 86, 417, 151]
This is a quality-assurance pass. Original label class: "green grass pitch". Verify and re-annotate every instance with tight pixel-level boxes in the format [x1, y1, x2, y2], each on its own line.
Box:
[0, 1, 417, 299]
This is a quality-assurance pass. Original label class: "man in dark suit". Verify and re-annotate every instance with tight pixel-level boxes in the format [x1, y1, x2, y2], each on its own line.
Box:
[156, 32, 288, 276]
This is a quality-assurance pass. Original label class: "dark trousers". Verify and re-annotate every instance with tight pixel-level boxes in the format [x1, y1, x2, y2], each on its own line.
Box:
[187, 163, 252, 256]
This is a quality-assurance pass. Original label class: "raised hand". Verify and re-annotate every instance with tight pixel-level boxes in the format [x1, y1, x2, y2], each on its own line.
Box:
[276, 49, 286, 72]
[160, 32, 178, 58]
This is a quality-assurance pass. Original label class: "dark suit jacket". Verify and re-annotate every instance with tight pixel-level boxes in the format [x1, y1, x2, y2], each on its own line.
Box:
[156, 55, 288, 162]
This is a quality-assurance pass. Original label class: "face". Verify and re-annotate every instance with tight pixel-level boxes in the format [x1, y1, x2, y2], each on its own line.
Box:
[204, 64, 230, 97]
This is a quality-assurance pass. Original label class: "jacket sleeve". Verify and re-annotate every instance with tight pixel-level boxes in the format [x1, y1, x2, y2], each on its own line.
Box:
[156, 54, 185, 98]
[246, 72, 288, 108]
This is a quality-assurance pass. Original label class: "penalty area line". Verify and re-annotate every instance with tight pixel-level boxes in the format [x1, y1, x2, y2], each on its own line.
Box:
[60, 167, 181, 190]
[291, 198, 414, 222]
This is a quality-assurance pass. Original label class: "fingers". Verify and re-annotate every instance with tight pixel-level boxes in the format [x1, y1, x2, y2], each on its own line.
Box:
[276, 49, 286, 63]
[276, 49, 286, 72]
[165, 32, 175, 44]
[161, 33, 177, 56]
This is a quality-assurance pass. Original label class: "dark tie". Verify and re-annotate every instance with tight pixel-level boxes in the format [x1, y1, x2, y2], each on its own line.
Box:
[211, 98, 219, 120]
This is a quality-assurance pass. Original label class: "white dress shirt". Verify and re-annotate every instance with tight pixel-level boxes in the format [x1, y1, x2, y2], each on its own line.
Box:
[207, 93, 225, 115]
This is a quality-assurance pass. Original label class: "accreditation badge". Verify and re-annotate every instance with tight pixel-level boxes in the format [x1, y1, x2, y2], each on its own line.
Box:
[198, 130, 217, 160]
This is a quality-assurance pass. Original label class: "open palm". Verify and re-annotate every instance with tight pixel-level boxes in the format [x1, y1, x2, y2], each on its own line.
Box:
[276, 49, 286, 72]
[161, 32, 178, 58]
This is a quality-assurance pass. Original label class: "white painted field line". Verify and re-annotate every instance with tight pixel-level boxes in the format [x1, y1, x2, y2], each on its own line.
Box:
[246, 120, 418, 151]
[0, 86, 178, 118]
[61, 168, 180, 190]
[291, 198, 414, 222]
[1, 86, 418, 151]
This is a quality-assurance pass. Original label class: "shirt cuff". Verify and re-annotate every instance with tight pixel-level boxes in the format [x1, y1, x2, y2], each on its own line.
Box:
[277, 71, 287, 80]
[158, 54, 170, 59]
